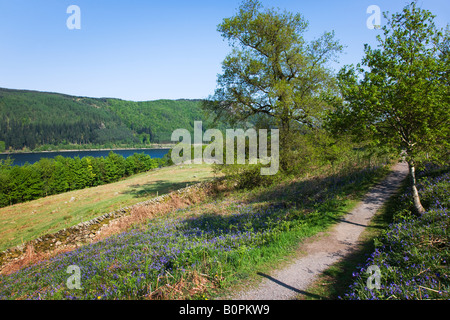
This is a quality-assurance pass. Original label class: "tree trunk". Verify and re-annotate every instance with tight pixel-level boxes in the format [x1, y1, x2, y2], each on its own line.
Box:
[279, 117, 290, 172]
[408, 160, 425, 215]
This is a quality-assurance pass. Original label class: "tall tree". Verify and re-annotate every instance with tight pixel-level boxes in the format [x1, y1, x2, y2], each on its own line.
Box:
[328, 2, 450, 214]
[203, 0, 343, 170]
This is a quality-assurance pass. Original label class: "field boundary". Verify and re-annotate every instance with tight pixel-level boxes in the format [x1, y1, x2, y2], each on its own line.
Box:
[0, 180, 213, 273]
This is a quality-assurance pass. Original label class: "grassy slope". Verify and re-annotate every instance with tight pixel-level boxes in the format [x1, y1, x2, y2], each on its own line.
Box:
[210, 164, 392, 298]
[0, 163, 215, 252]
[0, 162, 393, 300]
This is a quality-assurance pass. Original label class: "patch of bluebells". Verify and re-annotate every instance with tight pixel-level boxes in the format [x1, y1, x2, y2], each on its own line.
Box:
[341, 168, 450, 300]
[0, 163, 389, 300]
[0, 205, 291, 300]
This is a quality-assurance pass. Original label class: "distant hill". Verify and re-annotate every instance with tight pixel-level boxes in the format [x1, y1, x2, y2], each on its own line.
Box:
[0, 87, 208, 150]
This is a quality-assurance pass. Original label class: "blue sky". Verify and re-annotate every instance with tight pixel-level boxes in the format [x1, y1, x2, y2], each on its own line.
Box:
[0, 0, 448, 101]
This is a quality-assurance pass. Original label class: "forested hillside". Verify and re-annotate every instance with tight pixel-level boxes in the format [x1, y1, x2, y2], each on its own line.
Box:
[0, 88, 206, 151]
[105, 99, 205, 143]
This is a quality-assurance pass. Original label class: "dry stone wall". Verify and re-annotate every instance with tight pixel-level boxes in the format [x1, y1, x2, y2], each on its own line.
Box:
[0, 181, 209, 271]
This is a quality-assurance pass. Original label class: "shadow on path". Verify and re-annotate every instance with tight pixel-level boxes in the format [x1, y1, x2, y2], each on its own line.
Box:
[230, 162, 409, 300]
[256, 272, 325, 300]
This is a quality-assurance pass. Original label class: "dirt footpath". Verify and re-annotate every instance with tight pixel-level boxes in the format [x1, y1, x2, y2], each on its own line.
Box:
[230, 162, 409, 300]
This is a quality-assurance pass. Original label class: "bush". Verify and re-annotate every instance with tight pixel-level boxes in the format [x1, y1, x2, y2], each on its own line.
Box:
[217, 163, 278, 189]
[0, 152, 169, 208]
[213, 128, 396, 190]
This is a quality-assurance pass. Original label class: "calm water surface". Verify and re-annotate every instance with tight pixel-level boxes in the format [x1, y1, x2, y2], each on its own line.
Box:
[0, 149, 170, 166]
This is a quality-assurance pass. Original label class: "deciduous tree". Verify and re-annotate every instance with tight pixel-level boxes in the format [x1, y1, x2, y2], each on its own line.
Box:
[328, 2, 449, 214]
[204, 0, 343, 170]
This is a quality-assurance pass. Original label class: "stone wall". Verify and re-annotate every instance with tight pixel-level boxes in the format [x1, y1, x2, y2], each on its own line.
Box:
[0, 181, 210, 272]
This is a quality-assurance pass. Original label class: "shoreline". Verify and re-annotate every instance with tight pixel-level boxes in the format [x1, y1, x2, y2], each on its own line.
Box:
[0, 145, 175, 155]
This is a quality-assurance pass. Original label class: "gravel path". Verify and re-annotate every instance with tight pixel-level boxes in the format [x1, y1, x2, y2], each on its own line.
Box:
[229, 162, 409, 300]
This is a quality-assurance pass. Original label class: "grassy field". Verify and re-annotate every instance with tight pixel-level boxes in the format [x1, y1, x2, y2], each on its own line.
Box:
[0, 163, 216, 252]
[0, 162, 394, 300]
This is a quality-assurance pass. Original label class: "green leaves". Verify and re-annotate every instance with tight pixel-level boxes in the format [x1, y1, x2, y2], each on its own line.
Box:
[206, 0, 343, 171]
[0, 88, 212, 149]
[327, 1, 449, 214]
[330, 1, 449, 163]
[0, 152, 164, 208]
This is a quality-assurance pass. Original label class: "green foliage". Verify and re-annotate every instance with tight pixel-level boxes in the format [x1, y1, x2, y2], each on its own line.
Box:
[0, 158, 391, 300]
[218, 163, 276, 189]
[0, 88, 126, 150]
[327, 2, 449, 165]
[327, 1, 449, 214]
[204, 0, 343, 170]
[0, 153, 166, 208]
[0, 141, 5, 153]
[214, 127, 396, 189]
[105, 99, 209, 143]
[0, 88, 214, 150]
[279, 129, 357, 175]
[8, 166, 43, 204]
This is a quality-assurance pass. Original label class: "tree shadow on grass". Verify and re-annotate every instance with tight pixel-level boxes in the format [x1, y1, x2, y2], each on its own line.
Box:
[121, 178, 208, 199]
[181, 209, 277, 236]
[299, 181, 408, 300]
[180, 167, 394, 237]
[175, 167, 398, 300]
[245, 165, 396, 215]
[327, 216, 386, 230]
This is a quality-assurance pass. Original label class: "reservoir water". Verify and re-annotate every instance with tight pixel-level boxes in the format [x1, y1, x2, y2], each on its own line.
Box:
[0, 149, 170, 166]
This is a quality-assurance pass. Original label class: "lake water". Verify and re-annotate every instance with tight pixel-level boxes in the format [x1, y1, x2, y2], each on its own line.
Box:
[0, 149, 170, 166]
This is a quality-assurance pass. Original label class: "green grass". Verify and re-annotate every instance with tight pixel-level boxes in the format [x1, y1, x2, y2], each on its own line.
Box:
[0, 163, 215, 252]
[0, 162, 394, 300]
[297, 186, 400, 300]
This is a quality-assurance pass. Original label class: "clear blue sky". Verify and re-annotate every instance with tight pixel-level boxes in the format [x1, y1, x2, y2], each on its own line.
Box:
[0, 0, 448, 101]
